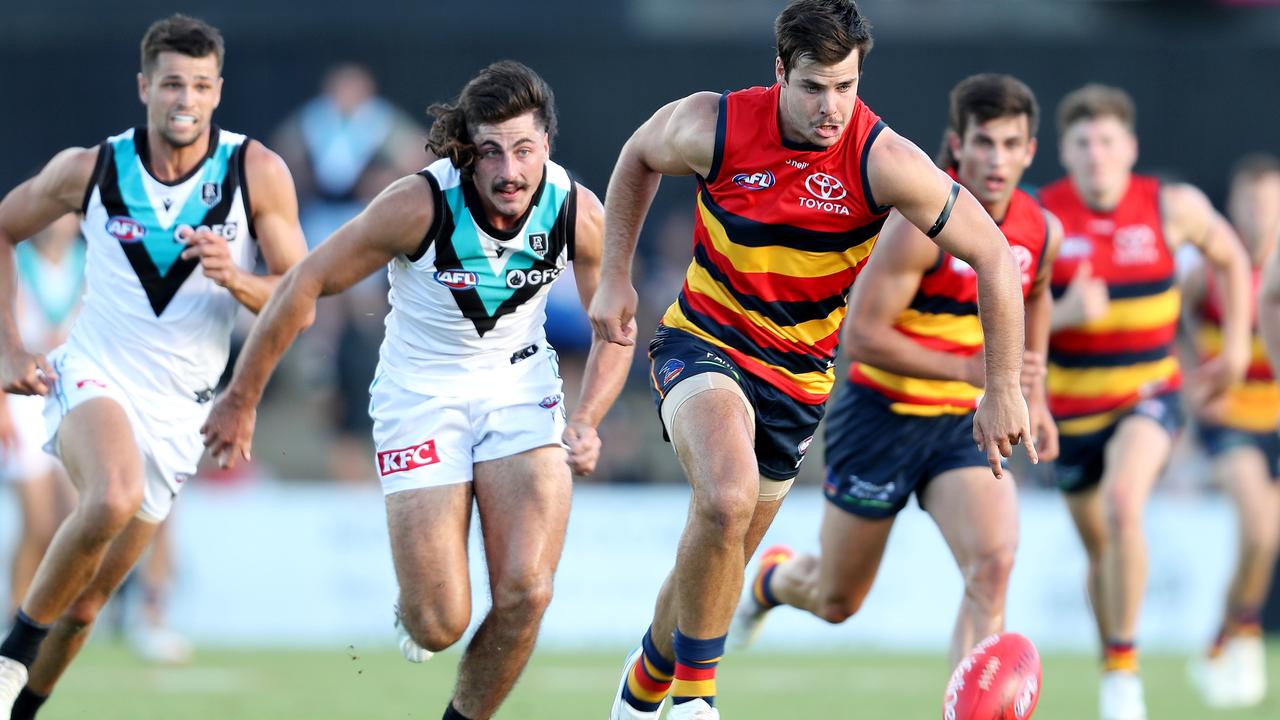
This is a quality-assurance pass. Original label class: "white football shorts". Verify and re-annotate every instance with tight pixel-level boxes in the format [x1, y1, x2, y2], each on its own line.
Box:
[0, 393, 56, 483]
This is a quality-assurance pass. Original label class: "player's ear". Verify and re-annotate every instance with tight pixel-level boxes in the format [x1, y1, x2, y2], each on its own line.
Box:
[1024, 136, 1038, 168]
[137, 72, 149, 106]
[946, 130, 961, 159]
[775, 57, 786, 86]
[212, 76, 224, 111]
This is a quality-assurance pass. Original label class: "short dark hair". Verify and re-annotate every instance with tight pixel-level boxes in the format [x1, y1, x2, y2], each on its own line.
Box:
[1230, 153, 1280, 185]
[936, 74, 1039, 170]
[140, 14, 225, 77]
[775, 0, 874, 77]
[1056, 84, 1135, 139]
[426, 61, 558, 177]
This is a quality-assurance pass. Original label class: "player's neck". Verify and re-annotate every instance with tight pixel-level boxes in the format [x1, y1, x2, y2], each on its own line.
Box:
[1076, 174, 1130, 213]
[144, 127, 212, 182]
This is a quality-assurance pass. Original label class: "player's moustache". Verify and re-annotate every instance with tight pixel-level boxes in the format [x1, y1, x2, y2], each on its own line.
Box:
[494, 180, 528, 194]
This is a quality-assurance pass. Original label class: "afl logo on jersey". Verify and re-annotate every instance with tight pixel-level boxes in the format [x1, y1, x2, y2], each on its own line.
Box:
[435, 270, 479, 290]
[733, 171, 775, 191]
[106, 216, 146, 243]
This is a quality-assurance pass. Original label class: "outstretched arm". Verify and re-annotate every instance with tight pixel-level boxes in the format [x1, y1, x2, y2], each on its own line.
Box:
[0, 146, 97, 394]
[563, 185, 637, 476]
[201, 174, 432, 466]
[867, 128, 1034, 475]
[588, 91, 719, 346]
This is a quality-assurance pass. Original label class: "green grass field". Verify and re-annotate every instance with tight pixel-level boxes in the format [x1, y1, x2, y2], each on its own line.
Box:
[37, 641, 1280, 719]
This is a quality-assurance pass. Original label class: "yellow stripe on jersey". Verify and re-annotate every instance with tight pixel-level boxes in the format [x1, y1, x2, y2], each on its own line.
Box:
[679, 261, 846, 348]
[1078, 287, 1180, 333]
[894, 310, 984, 347]
[1223, 382, 1280, 433]
[856, 364, 983, 406]
[662, 302, 835, 398]
[1057, 408, 1132, 436]
[888, 402, 976, 417]
[1198, 325, 1270, 365]
[697, 194, 878, 277]
[1047, 357, 1180, 398]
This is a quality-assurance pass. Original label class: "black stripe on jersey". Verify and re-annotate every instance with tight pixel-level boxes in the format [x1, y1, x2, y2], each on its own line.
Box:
[408, 171, 444, 263]
[692, 243, 847, 325]
[1050, 274, 1173, 301]
[135, 126, 221, 187]
[908, 292, 978, 317]
[859, 120, 891, 214]
[99, 141, 241, 316]
[698, 186, 885, 251]
[81, 143, 110, 215]
[236, 139, 256, 241]
[460, 167, 547, 242]
[557, 176, 578, 262]
[704, 92, 730, 184]
[1049, 344, 1174, 369]
[676, 295, 829, 376]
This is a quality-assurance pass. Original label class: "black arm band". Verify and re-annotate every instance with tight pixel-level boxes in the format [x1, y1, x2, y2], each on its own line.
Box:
[926, 182, 961, 239]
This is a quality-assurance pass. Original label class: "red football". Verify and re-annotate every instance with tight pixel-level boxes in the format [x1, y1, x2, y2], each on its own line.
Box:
[942, 632, 1042, 720]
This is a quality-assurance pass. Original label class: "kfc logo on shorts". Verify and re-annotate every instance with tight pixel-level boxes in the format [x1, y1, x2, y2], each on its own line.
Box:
[76, 378, 107, 390]
[539, 394, 562, 410]
[377, 439, 441, 476]
[659, 358, 685, 385]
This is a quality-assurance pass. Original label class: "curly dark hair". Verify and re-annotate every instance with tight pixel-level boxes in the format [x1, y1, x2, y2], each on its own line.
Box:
[426, 61, 558, 177]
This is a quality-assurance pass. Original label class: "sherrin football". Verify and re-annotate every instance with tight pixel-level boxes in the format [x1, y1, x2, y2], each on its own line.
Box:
[942, 632, 1041, 720]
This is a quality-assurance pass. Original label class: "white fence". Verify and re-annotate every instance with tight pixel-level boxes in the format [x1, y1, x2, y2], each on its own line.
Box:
[0, 483, 1238, 652]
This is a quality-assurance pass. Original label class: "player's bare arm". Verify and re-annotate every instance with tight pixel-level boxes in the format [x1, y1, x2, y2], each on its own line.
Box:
[845, 210, 983, 385]
[1163, 182, 1252, 402]
[563, 184, 637, 476]
[201, 174, 431, 466]
[588, 91, 719, 346]
[1261, 247, 1280, 384]
[0, 146, 98, 395]
[179, 141, 307, 313]
[1023, 211, 1062, 461]
[867, 128, 1035, 473]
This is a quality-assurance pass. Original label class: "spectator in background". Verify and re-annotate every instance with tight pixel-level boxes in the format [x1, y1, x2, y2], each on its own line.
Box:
[272, 64, 427, 482]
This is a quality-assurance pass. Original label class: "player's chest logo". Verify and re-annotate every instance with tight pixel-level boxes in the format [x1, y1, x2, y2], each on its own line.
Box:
[732, 170, 775, 191]
[798, 171, 850, 215]
[1112, 224, 1159, 266]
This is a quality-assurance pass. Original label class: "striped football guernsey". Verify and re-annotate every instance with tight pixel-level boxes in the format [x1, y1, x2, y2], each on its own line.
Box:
[849, 180, 1050, 415]
[1041, 175, 1180, 436]
[661, 84, 890, 404]
[1197, 266, 1277, 432]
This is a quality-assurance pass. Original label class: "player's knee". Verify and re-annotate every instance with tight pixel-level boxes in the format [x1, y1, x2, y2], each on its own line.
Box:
[963, 548, 1015, 609]
[401, 603, 469, 652]
[84, 484, 143, 538]
[816, 590, 866, 624]
[492, 571, 554, 620]
[1101, 486, 1143, 534]
[692, 483, 755, 539]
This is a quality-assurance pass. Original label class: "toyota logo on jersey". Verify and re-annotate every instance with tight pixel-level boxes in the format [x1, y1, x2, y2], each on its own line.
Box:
[377, 439, 441, 476]
[804, 172, 848, 201]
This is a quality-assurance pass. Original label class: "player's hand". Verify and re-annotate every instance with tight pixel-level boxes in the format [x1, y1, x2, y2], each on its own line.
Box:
[1026, 392, 1059, 462]
[1020, 351, 1046, 398]
[0, 348, 55, 396]
[180, 227, 243, 291]
[201, 392, 256, 469]
[972, 381, 1037, 478]
[563, 419, 601, 476]
[0, 395, 18, 453]
[1190, 353, 1245, 412]
[1056, 262, 1109, 328]
[588, 276, 639, 347]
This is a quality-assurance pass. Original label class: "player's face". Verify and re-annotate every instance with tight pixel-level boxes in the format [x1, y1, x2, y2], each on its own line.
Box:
[951, 114, 1037, 210]
[137, 52, 223, 150]
[1228, 172, 1280, 256]
[1059, 116, 1137, 201]
[470, 112, 550, 227]
[775, 50, 861, 148]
